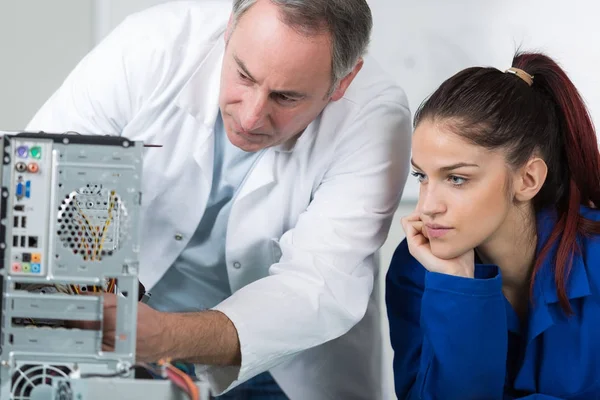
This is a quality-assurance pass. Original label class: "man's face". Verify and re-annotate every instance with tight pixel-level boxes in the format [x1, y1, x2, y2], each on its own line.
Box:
[218, 0, 335, 152]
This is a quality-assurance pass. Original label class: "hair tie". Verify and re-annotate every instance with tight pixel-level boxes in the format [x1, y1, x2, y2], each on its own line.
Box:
[505, 67, 534, 86]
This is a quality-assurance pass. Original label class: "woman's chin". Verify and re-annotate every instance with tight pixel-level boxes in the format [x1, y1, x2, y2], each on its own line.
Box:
[430, 242, 464, 260]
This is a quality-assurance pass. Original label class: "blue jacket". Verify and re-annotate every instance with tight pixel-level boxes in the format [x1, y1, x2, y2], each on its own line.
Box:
[386, 207, 600, 400]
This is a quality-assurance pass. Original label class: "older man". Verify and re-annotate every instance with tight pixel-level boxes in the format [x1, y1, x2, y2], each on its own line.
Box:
[27, 0, 411, 398]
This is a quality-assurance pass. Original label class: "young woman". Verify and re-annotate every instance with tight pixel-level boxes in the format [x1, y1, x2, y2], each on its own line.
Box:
[386, 52, 600, 400]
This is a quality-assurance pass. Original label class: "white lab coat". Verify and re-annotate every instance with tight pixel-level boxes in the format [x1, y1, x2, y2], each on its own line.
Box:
[26, 1, 411, 398]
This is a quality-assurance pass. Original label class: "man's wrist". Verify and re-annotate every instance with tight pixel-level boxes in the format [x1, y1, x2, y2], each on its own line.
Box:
[155, 311, 182, 360]
[157, 310, 241, 365]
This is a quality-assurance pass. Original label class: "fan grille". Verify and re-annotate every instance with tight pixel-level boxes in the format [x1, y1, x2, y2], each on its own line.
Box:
[57, 185, 130, 261]
[10, 364, 71, 400]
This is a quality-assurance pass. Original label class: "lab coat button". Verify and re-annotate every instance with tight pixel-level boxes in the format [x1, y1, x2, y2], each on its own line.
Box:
[233, 262, 241, 269]
[174, 233, 183, 241]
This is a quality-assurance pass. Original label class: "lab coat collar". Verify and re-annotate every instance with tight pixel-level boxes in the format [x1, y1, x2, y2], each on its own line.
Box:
[175, 34, 224, 131]
[271, 121, 318, 153]
[172, 35, 225, 190]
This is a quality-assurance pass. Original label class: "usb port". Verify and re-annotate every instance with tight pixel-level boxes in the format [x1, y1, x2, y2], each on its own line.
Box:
[20, 236, 25, 248]
[13, 236, 18, 247]
[21, 216, 27, 228]
[13, 216, 18, 228]
[28, 236, 38, 248]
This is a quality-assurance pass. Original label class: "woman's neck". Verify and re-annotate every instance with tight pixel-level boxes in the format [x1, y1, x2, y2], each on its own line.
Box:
[476, 204, 538, 291]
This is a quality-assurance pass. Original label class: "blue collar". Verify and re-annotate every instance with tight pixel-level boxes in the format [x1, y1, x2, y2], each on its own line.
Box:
[518, 207, 593, 345]
[475, 207, 594, 342]
[532, 207, 591, 304]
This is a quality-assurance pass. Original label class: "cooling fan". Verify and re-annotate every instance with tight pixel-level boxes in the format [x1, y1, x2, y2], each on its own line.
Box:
[10, 364, 72, 400]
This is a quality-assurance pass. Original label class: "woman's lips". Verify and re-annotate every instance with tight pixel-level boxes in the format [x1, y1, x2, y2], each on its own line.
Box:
[425, 224, 453, 239]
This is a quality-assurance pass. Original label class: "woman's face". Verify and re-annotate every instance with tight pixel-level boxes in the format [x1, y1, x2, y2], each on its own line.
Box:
[410, 119, 516, 260]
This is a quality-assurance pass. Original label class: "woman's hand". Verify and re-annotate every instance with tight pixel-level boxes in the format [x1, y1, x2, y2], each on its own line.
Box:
[401, 211, 475, 278]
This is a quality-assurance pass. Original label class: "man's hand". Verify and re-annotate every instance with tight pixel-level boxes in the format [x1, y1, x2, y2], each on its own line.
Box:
[100, 293, 173, 362]
[97, 293, 241, 365]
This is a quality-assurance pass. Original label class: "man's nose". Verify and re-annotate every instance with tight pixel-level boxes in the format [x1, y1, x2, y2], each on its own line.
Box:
[240, 91, 268, 132]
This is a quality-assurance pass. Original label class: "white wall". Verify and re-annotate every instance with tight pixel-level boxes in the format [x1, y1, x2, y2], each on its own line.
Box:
[6, 0, 598, 199]
[2, 1, 599, 399]
[0, 0, 94, 130]
[369, 0, 600, 201]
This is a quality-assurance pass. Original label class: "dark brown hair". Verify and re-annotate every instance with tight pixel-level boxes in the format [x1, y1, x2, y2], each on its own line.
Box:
[414, 52, 600, 314]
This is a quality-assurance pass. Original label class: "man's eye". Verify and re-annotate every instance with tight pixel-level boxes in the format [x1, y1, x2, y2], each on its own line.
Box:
[274, 93, 298, 104]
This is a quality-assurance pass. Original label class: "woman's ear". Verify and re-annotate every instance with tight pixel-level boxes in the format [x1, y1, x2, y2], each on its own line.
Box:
[514, 157, 548, 202]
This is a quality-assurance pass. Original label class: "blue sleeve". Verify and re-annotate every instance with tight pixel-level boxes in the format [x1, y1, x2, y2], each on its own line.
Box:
[385, 240, 510, 400]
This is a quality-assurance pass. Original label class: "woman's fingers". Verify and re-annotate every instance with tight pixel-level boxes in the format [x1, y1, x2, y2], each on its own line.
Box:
[421, 223, 429, 239]
[405, 211, 429, 239]
[411, 221, 423, 234]
[403, 219, 429, 253]
[400, 216, 414, 237]
[404, 210, 421, 222]
[401, 210, 421, 233]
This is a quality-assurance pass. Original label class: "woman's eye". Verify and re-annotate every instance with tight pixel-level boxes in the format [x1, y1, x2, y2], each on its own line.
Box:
[411, 170, 426, 183]
[448, 176, 467, 186]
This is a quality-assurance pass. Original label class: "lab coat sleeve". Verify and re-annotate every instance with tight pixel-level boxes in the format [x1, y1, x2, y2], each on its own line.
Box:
[386, 240, 509, 400]
[209, 94, 412, 392]
[25, 14, 165, 136]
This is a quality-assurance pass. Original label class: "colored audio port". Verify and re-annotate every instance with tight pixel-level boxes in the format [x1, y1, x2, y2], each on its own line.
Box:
[27, 163, 39, 173]
[30, 146, 42, 159]
[31, 263, 41, 273]
[22, 263, 31, 273]
[11, 263, 21, 273]
[15, 162, 27, 172]
[16, 146, 28, 158]
[31, 253, 41, 263]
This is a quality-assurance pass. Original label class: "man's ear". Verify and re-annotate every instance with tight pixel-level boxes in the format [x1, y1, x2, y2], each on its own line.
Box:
[329, 58, 364, 102]
[513, 157, 548, 202]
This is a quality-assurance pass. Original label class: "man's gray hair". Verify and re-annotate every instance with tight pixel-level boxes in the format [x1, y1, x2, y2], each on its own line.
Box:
[231, 0, 373, 94]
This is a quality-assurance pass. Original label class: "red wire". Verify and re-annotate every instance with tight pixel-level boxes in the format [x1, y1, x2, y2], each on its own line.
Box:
[166, 369, 195, 399]
[158, 359, 200, 400]
[168, 365, 199, 400]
